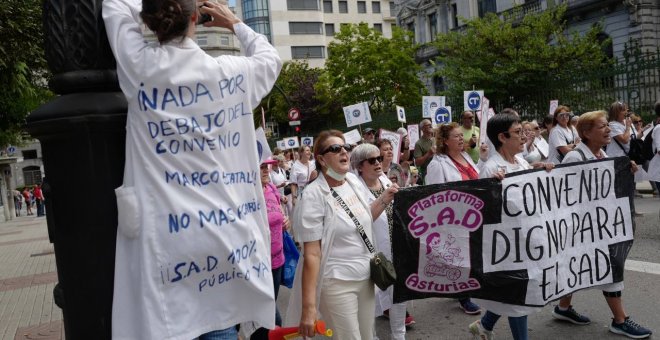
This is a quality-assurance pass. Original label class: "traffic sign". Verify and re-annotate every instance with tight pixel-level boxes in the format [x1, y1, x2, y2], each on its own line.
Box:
[288, 108, 301, 121]
[7, 146, 16, 154]
[289, 120, 301, 126]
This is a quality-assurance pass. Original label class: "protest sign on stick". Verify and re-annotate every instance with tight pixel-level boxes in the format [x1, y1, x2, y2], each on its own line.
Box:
[407, 125, 420, 151]
[343, 102, 372, 128]
[392, 157, 635, 306]
[422, 96, 445, 118]
[343, 129, 362, 145]
[397, 106, 406, 123]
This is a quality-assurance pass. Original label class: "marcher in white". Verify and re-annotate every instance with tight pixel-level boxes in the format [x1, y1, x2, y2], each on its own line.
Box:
[103, 0, 282, 338]
[547, 106, 580, 164]
[554, 110, 652, 339]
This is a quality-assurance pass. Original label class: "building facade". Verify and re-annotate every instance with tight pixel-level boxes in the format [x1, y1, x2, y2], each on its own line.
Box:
[398, 0, 660, 95]
[236, 0, 399, 68]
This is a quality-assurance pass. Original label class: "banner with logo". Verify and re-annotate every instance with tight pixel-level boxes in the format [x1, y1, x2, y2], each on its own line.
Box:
[300, 136, 314, 148]
[276, 140, 286, 150]
[343, 102, 372, 128]
[463, 90, 484, 112]
[422, 96, 445, 118]
[283, 136, 300, 150]
[392, 158, 634, 306]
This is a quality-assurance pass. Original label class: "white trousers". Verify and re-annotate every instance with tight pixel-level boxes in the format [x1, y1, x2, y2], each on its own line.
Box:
[320, 278, 374, 340]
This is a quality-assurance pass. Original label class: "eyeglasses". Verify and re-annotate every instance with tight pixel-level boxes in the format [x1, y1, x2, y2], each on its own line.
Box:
[633, 120, 642, 124]
[362, 156, 384, 165]
[463, 117, 474, 120]
[502, 129, 523, 138]
[320, 144, 353, 155]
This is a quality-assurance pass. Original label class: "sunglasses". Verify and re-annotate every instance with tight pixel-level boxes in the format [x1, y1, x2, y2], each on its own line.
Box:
[633, 120, 642, 124]
[320, 144, 353, 155]
[362, 156, 384, 165]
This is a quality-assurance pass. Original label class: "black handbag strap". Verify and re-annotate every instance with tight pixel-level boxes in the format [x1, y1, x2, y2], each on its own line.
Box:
[613, 137, 629, 155]
[330, 188, 376, 254]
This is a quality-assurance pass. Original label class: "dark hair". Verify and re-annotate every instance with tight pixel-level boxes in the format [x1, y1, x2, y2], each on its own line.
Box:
[500, 108, 518, 116]
[654, 100, 660, 116]
[435, 122, 460, 155]
[487, 113, 521, 150]
[140, 0, 194, 43]
[607, 101, 627, 122]
[543, 115, 554, 127]
[313, 130, 345, 172]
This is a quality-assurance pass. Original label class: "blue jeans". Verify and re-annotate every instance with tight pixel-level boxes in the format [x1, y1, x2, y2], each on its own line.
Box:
[481, 310, 528, 340]
[250, 266, 283, 340]
[198, 326, 238, 340]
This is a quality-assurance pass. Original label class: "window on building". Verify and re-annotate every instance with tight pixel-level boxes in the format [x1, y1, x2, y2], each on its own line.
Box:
[372, 1, 381, 13]
[289, 22, 323, 34]
[406, 21, 415, 40]
[287, 0, 320, 10]
[451, 4, 458, 28]
[389, 1, 395, 16]
[220, 36, 230, 46]
[357, 1, 366, 13]
[433, 75, 445, 94]
[478, 0, 497, 18]
[291, 46, 325, 59]
[325, 23, 335, 36]
[22, 150, 38, 159]
[197, 35, 208, 46]
[373, 23, 382, 33]
[428, 12, 437, 41]
[323, 0, 333, 12]
[391, 23, 396, 32]
[338, 1, 348, 13]
[22, 166, 42, 186]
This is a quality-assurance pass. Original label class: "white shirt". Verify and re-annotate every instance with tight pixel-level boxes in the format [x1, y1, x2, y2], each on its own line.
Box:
[291, 160, 315, 191]
[324, 181, 372, 280]
[426, 152, 480, 184]
[647, 124, 660, 182]
[547, 125, 578, 164]
[605, 121, 630, 156]
[563, 142, 607, 163]
[103, 0, 282, 338]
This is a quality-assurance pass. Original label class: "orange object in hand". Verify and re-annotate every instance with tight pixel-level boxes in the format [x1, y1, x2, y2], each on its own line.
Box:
[268, 320, 333, 340]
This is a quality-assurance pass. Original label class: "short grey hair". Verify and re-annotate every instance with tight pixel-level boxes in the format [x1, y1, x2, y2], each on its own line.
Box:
[350, 143, 380, 172]
[419, 119, 432, 128]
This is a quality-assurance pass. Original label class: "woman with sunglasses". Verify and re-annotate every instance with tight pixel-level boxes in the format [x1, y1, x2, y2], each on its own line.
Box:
[425, 123, 483, 315]
[551, 110, 651, 339]
[287, 130, 398, 340]
[548, 105, 580, 164]
[351, 143, 410, 339]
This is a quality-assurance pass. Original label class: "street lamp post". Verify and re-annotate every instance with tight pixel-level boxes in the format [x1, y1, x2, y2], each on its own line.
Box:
[26, 1, 126, 338]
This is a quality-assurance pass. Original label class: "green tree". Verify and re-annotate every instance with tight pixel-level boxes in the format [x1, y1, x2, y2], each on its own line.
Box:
[259, 60, 341, 128]
[0, 0, 52, 148]
[433, 4, 608, 114]
[318, 23, 427, 116]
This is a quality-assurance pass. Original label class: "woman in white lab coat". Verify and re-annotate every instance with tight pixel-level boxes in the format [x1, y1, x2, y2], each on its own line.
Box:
[103, 0, 282, 339]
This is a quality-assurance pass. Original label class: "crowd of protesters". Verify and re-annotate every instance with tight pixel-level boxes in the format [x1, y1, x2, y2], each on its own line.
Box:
[260, 100, 660, 340]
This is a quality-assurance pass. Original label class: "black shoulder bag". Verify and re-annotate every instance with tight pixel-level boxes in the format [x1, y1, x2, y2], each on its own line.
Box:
[331, 188, 397, 291]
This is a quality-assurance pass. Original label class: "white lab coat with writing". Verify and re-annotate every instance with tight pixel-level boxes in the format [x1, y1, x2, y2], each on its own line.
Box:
[103, 0, 282, 338]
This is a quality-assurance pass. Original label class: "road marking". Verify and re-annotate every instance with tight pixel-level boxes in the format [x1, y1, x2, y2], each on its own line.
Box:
[625, 260, 660, 275]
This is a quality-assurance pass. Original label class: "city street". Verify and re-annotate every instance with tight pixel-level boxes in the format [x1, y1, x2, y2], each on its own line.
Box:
[0, 193, 658, 339]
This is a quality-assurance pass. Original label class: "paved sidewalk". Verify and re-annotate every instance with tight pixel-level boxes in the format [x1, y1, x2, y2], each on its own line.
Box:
[0, 211, 62, 340]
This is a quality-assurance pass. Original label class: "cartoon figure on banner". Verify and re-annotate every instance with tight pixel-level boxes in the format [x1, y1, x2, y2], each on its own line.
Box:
[424, 233, 464, 281]
[405, 189, 483, 293]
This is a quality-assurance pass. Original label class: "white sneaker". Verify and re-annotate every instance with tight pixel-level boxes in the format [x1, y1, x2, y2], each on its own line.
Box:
[469, 320, 494, 340]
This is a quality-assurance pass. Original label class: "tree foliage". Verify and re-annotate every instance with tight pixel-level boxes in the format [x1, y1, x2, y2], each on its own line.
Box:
[259, 60, 341, 127]
[319, 23, 427, 115]
[433, 4, 608, 111]
[0, 0, 52, 148]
